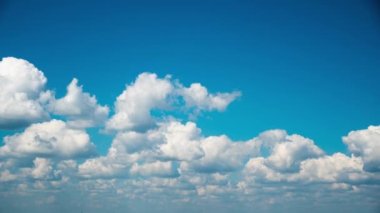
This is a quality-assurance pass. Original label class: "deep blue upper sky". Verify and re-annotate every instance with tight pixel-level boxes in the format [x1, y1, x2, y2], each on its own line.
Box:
[1, 0, 379, 154]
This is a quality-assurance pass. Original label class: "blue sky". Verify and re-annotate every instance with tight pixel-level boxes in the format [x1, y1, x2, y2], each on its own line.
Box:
[1, 0, 380, 154]
[0, 0, 380, 212]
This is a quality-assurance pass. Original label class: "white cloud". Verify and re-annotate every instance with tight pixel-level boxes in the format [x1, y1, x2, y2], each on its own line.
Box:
[242, 130, 325, 182]
[256, 129, 288, 148]
[56, 160, 78, 176]
[110, 129, 162, 155]
[191, 135, 259, 173]
[30, 158, 53, 179]
[130, 161, 178, 177]
[106, 72, 173, 132]
[78, 124, 166, 178]
[265, 134, 324, 172]
[179, 82, 241, 112]
[0, 57, 51, 129]
[159, 121, 204, 161]
[241, 130, 374, 185]
[244, 157, 283, 182]
[51, 78, 109, 128]
[78, 156, 128, 178]
[79, 120, 201, 178]
[106, 73, 241, 132]
[243, 152, 368, 184]
[0, 119, 95, 158]
[343, 125, 380, 172]
[79, 120, 259, 178]
[294, 153, 365, 183]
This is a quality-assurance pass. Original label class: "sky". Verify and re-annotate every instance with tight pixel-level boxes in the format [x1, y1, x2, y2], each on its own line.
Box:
[0, 0, 380, 212]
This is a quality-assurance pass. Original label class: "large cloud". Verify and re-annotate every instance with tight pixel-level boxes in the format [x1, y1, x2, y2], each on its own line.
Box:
[106, 72, 241, 132]
[189, 135, 259, 173]
[294, 153, 365, 183]
[244, 157, 283, 182]
[242, 130, 325, 183]
[0, 57, 51, 129]
[159, 121, 204, 161]
[0, 119, 95, 159]
[343, 125, 380, 172]
[106, 73, 174, 132]
[242, 131, 374, 185]
[79, 120, 259, 178]
[265, 134, 324, 172]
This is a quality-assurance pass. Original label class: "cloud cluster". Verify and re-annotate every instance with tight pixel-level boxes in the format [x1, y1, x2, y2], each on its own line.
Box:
[0, 57, 108, 130]
[0, 57, 379, 212]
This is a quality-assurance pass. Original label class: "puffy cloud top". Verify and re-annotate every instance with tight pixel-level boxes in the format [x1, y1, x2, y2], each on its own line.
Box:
[295, 153, 364, 182]
[266, 134, 324, 172]
[51, 78, 109, 128]
[159, 121, 204, 161]
[180, 83, 241, 112]
[192, 135, 259, 173]
[106, 72, 241, 132]
[343, 125, 380, 172]
[106, 73, 174, 131]
[0, 57, 50, 129]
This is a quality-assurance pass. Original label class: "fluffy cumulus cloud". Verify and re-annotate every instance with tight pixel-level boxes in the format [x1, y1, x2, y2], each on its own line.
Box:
[189, 135, 259, 173]
[294, 153, 365, 183]
[106, 72, 240, 132]
[0, 57, 51, 129]
[78, 156, 127, 178]
[106, 73, 174, 132]
[0, 119, 95, 158]
[343, 125, 380, 172]
[30, 158, 53, 179]
[0, 57, 379, 213]
[159, 121, 204, 161]
[50, 78, 109, 128]
[0, 57, 109, 130]
[265, 134, 324, 172]
[179, 82, 241, 112]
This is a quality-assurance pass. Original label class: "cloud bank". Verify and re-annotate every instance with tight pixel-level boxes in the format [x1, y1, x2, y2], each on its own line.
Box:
[0, 57, 379, 213]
